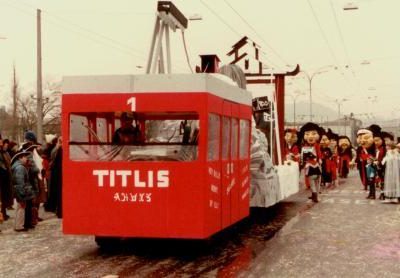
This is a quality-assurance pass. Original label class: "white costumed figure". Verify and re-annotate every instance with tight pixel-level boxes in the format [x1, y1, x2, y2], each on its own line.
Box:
[382, 144, 400, 201]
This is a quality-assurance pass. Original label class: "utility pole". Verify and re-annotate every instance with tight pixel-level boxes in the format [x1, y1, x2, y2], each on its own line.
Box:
[37, 9, 43, 143]
[12, 64, 18, 141]
[335, 98, 348, 134]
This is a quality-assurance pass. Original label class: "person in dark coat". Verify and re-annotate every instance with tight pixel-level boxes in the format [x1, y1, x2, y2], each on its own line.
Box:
[0, 137, 13, 220]
[43, 137, 57, 212]
[11, 150, 35, 231]
[48, 136, 63, 218]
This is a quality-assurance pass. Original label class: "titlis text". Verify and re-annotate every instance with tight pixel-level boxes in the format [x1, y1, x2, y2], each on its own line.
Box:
[93, 170, 170, 204]
[93, 170, 169, 188]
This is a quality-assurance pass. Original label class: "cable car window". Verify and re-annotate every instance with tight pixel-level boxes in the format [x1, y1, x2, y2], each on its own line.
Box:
[231, 118, 238, 159]
[70, 114, 89, 142]
[239, 119, 250, 158]
[221, 117, 230, 160]
[69, 111, 199, 162]
[207, 113, 220, 161]
[96, 117, 107, 142]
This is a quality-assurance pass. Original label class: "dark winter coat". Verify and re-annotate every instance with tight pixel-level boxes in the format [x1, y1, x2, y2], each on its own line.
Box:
[0, 150, 13, 208]
[12, 160, 35, 201]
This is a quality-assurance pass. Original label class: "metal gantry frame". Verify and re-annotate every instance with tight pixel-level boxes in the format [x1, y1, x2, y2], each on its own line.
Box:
[146, 1, 188, 74]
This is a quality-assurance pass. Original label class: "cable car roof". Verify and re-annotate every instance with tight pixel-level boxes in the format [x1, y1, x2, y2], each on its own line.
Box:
[62, 73, 252, 106]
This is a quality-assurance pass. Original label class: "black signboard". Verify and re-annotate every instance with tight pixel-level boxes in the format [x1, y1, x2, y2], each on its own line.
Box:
[252, 96, 270, 112]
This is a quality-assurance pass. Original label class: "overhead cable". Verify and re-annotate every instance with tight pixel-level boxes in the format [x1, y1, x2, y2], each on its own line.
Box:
[329, 0, 361, 90]
[222, 0, 290, 68]
[1, 0, 189, 72]
[307, 0, 356, 96]
[199, 0, 280, 70]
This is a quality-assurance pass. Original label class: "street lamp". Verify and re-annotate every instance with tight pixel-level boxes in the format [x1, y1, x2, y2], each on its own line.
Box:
[287, 90, 305, 128]
[301, 65, 336, 121]
[188, 14, 202, 20]
[343, 2, 359, 10]
[335, 98, 348, 134]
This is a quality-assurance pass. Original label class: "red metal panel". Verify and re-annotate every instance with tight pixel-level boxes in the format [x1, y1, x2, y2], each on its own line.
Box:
[205, 161, 222, 236]
[230, 115, 240, 224]
[221, 102, 232, 229]
[239, 106, 252, 219]
[203, 95, 223, 236]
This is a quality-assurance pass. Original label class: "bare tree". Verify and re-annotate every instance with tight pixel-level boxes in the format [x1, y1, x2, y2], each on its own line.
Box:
[2, 66, 62, 142]
[4, 78, 62, 142]
[17, 95, 37, 132]
[43, 79, 61, 135]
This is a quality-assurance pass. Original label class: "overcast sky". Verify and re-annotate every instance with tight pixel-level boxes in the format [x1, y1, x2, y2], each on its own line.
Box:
[0, 0, 399, 121]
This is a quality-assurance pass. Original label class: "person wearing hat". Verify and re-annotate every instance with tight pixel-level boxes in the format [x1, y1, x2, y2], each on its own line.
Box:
[11, 150, 35, 231]
[21, 130, 41, 227]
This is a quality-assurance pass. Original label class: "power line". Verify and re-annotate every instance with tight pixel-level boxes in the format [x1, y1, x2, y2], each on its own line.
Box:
[306, 0, 339, 64]
[6, 0, 147, 58]
[0, 0, 142, 58]
[199, 0, 281, 70]
[1, 0, 189, 72]
[199, 0, 242, 37]
[222, 0, 290, 67]
[329, 0, 361, 92]
[306, 0, 357, 96]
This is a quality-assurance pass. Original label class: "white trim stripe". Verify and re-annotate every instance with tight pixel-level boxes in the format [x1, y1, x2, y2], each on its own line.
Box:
[62, 74, 252, 106]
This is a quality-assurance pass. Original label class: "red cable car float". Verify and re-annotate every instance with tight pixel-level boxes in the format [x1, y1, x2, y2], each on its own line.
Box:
[62, 74, 252, 245]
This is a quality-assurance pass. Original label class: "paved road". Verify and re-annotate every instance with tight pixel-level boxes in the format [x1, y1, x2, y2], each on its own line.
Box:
[1, 171, 399, 277]
[238, 173, 400, 277]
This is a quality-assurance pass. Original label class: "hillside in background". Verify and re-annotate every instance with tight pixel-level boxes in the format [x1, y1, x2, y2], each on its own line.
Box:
[284, 101, 338, 123]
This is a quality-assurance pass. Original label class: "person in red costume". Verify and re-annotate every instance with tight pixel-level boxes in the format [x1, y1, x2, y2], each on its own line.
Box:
[355, 131, 364, 184]
[283, 128, 300, 163]
[299, 122, 322, 202]
[337, 136, 356, 179]
[319, 129, 335, 189]
[369, 124, 386, 199]
[357, 128, 376, 193]
[327, 129, 339, 186]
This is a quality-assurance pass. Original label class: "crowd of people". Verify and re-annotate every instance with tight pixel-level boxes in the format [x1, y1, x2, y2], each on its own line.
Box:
[284, 123, 400, 203]
[0, 131, 62, 232]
